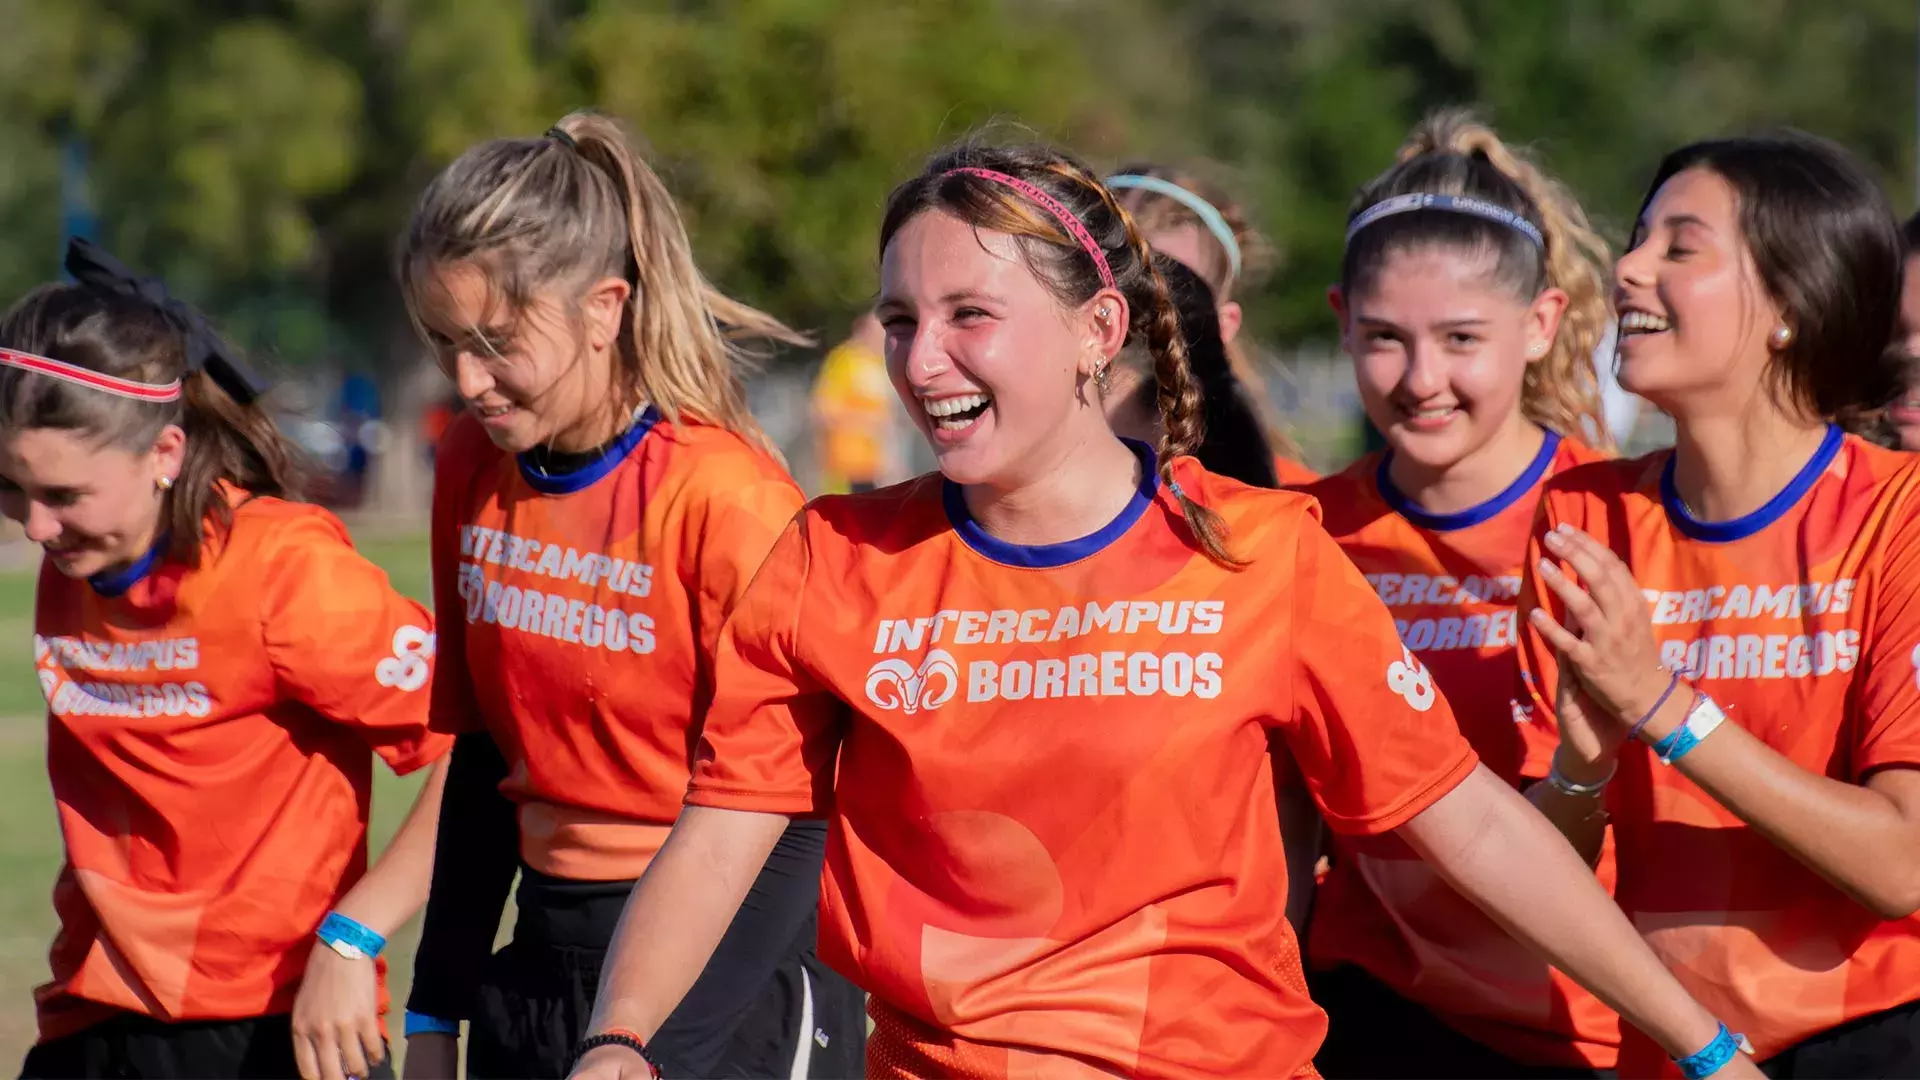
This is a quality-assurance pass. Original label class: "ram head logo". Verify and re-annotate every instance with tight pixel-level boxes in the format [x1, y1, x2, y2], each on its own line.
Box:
[865, 649, 960, 714]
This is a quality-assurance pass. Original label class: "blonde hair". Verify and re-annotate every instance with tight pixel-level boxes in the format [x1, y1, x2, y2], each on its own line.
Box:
[398, 111, 807, 453]
[1110, 162, 1305, 463]
[1345, 110, 1615, 452]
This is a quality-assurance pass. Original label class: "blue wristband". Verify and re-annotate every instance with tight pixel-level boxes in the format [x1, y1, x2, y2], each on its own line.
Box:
[316, 912, 387, 960]
[1675, 1023, 1744, 1079]
[404, 1011, 460, 1038]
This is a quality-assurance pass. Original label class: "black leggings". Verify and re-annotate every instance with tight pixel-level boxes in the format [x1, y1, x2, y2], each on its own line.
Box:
[1757, 996, 1920, 1079]
[465, 822, 865, 1080]
[19, 1013, 395, 1080]
[1308, 965, 1609, 1080]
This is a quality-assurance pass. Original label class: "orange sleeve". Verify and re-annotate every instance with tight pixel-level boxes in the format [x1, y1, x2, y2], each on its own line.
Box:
[685, 514, 847, 816]
[1853, 500, 1920, 775]
[1281, 517, 1478, 835]
[427, 425, 484, 735]
[684, 461, 807, 668]
[258, 512, 450, 774]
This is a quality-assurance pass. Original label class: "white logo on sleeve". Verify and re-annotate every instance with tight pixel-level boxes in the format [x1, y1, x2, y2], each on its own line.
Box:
[1387, 645, 1436, 712]
[376, 625, 436, 692]
[1911, 643, 1920, 691]
[865, 649, 960, 714]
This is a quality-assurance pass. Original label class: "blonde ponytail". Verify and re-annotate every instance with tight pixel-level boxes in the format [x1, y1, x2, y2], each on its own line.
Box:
[401, 110, 808, 458]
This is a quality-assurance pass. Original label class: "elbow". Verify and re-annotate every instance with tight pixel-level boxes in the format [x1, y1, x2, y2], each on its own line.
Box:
[1861, 876, 1920, 921]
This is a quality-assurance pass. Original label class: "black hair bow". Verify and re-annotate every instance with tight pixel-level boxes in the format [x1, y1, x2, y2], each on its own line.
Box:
[64, 237, 267, 404]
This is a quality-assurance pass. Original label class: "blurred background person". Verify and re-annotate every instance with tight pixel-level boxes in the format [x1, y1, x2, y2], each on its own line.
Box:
[810, 311, 904, 493]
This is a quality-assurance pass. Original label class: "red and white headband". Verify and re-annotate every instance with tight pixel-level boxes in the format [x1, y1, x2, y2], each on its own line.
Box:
[0, 348, 183, 403]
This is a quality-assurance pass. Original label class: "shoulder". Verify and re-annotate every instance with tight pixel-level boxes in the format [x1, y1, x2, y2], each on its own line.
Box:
[1553, 434, 1611, 470]
[226, 494, 353, 552]
[801, 472, 945, 547]
[1171, 456, 1330, 565]
[1540, 448, 1664, 513]
[1294, 453, 1385, 535]
[649, 420, 804, 522]
[436, 410, 500, 474]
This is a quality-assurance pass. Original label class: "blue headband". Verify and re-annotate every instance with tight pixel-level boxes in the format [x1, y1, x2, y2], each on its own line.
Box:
[1344, 192, 1545, 250]
[1105, 174, 1242, 280]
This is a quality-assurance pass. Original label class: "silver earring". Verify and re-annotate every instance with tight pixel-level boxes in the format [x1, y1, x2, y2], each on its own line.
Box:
[1094, 363, 1109, 393]
[1527, 342, 1546, 358]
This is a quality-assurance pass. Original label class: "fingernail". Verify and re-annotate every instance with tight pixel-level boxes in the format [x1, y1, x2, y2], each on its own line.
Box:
[1555, 522, 1576, 534]
[1538, 558, 1556, 577]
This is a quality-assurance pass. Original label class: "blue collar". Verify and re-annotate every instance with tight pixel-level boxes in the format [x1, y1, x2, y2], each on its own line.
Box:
[944, 439, 1159, 568]
[88, 535, 168, 597]
[516, 406, 661, 495]
[1378, 430, 1561, 532]
[1662, 423, 1843, 543]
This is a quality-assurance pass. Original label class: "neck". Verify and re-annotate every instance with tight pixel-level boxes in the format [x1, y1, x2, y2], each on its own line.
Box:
[551, 397, 639, 454]
[964, 431, 1142, 547]
[1388, 412, 1545, 517]
[1671, 403, 1829, 522]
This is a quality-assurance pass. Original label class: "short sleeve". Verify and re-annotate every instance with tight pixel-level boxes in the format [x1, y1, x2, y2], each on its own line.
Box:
[686, 515, 847, 816]
[684, 460, 807, 667]
[1281, 518, 1478, 835]
[257, 511, 450, 775]
[1853, 498, 1920, 775]
[427, 427, 485, 736]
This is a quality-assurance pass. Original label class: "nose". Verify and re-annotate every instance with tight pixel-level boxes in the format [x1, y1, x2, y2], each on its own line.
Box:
[20, 500, 60, 545]
[450, 351, 495, 403]
[897, 322, 951, 388]
[1401, 338, 1449, 400]
[1615, 237, 1655, 289]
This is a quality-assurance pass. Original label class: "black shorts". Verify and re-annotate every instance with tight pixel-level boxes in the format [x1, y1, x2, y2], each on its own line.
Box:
[466, 825, 864, 1079]
[19, 1012, 395, 1080]
[1307, 964, 1609, 1080]
[1758, 996, 1920, 1078]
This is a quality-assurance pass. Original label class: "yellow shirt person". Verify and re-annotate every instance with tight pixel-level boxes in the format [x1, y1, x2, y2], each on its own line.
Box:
[811, 313, 900, 493]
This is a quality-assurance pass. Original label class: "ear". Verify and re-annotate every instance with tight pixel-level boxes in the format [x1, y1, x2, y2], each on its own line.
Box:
[150, 424, 187, 484]
[1326, 285, 1352, 350]
[1525, 287, 1572, 364]
[1216, 300, 1244, 344]
[1078, 288, 1132, 377]
[581, 276, 634, 351]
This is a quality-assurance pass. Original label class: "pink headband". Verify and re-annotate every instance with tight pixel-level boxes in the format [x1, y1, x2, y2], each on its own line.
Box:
[0, 348, 183, 403]
[943, 167, 1116, 290]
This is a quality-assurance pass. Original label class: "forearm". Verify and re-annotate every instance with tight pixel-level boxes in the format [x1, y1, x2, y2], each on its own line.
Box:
[1400, 766, 1723, 1059]
[1656, 719, 1920, 917]
[1524, 749, 1610, 867]
[586, 806, 790, 1041]
[334, 757, 450, 936]
[407, 733, 520, 1020]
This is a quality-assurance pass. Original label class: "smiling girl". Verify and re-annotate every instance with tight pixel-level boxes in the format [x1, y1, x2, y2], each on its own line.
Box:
[1300, 111, 1619, 1079]
[1523, 132, 1920, 1078]
[563, 140, 1759, 1080]
[4, 240, 451, 1080]
[397, 112, 862, 1079]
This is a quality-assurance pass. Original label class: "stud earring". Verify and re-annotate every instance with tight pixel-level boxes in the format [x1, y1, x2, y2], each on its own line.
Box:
[1527, 342, 1546, 358]
[1770, 325, 1794, 350]
[157, 475, 174, 492]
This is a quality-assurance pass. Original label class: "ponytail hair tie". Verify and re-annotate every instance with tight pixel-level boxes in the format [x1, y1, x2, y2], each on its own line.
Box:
[545, 126, 578, 151]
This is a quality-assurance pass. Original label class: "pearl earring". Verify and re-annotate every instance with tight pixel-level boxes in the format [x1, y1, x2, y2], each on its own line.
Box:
[1770, 325, 1794, 350]
[157, 475, 174, 492]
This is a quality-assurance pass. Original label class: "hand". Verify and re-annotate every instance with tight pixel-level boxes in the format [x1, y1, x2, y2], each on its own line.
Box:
[1528, 524, 1670, 728]
[569, 1043, 658, 1080]
[1551, 660, 1619, 784]
[403, 1033, 459, 1080]
[292, 943, 385, 1080]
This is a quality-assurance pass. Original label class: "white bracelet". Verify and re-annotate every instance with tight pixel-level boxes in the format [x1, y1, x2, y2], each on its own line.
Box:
[1545, 754, 1615, 797]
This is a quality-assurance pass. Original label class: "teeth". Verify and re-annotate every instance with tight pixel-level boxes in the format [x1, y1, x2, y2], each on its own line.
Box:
[1620, 311, 1671, 333]
[1412, 406, 1455, 418]
[923, 394, 990, 418]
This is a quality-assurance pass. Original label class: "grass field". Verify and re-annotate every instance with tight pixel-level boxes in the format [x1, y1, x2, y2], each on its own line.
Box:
[0, 532, 437, 1067]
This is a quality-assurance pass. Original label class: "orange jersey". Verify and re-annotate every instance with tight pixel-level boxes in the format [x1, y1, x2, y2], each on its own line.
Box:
[32, 494, 446, 1042]
[430, 409, 804, 881]
[1515, 427, 1920, 1072]
[686, 443, 1480, 1078]
[1302, 431, 1619, 1068]
[1273, 453, 1320, 486]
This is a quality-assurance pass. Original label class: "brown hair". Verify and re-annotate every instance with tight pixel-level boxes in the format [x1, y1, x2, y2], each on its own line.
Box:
[1343, 110, 1616, 451]
[0, 286, 302, 566]
[1639, 132, 1904, 424]
[878, 142, 1241, 566]
[398, 111, 807, 454]
[1110, 162, 1305, 464]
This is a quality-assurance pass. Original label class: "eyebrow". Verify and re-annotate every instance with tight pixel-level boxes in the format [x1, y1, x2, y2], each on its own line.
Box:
[1637, 211, 1712, 235]
[875, 288, 1000, 315]
[1352, 314, 1491, 330]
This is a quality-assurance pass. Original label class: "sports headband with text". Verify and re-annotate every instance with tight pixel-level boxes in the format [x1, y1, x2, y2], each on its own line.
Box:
[942, 167, 1116, 290]
[1344, 192, 1545, 250]
[1105, 174, 1242, 280]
